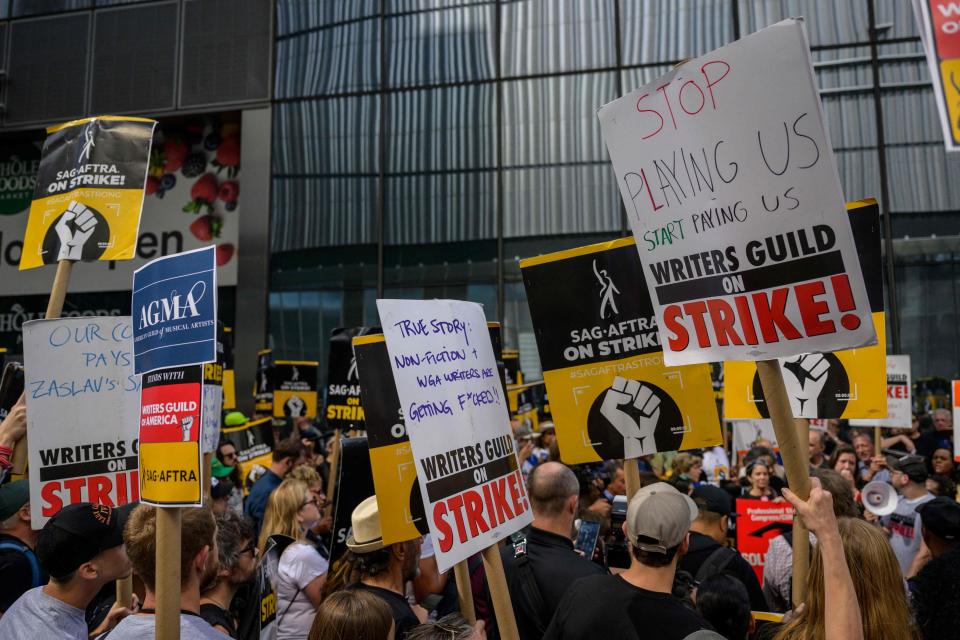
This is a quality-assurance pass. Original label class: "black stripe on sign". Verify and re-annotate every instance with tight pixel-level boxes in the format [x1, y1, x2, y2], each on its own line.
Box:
[39, 456, 138, 481]
[425, 453, 518, 503]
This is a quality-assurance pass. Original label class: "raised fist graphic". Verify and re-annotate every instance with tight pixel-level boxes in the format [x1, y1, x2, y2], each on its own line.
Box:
[600, 376, 660, 459]
[781, 354, 830, 415]
[285, 395, 306, 418]
[180, 416, 195, 442]
[55, 201, 98, 261]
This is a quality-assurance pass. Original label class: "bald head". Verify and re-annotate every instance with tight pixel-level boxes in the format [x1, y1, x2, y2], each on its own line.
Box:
[528, 462, 580, 517]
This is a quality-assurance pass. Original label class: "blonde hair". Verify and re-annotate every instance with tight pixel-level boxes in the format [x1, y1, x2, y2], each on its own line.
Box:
[258, 478, 310, 552]
[776, 517, 915, 640]
[289, 465, 322, 490]
[672, 452, 703, 475]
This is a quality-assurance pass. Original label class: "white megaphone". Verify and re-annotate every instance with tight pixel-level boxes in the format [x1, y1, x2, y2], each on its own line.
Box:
[862, 481, 898, 516]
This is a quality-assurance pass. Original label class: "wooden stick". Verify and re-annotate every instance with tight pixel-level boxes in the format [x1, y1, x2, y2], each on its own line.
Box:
[202, 452, 214, 500]
[116, 575, 133, 612]
[874, 425, 882, 457]
[792, 418, 810, 606]
[624, 460, 641, 500]
[481, 545, 520, 640]
[324, 429, 341, 518]
[155, 507, 182, 640]
[12, 260, 74, 474]
[453, 559, 476, 625]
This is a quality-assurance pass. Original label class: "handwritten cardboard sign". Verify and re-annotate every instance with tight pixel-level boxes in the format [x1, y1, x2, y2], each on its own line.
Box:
[597, 19, 875, 365]
[377, 299, 533, 572]
[23, 317, 140, 527]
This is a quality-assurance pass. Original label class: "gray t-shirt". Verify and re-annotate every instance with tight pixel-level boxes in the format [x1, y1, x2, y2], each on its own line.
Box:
[0, 586, 88, 639]
[883, 492, 935, 574]
[103, 612, 225, 639]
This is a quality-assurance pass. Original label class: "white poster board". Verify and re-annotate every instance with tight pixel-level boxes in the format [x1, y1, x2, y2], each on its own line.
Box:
[377, 299, 533, 572]
[851, 355, 912, 429]
[731, 419, 779, 458]
[23, 317, 140, 528]
[598, 19, 875, 366]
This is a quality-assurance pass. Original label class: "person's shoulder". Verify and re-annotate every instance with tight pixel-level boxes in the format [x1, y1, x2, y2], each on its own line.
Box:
[683, 631, 727, 640]
[185, 613, 229, 639]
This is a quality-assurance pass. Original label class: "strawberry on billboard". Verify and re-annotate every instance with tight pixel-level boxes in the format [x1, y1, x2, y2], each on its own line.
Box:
[0, 113, 241, 295]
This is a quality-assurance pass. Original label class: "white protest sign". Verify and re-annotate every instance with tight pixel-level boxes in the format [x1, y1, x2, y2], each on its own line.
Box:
[851, 355, 912, 429]
[377, 299, 533, 572]
[598, 19, 876, 366]
[23, 317, 140, 528]
[732, 419, 778, 458]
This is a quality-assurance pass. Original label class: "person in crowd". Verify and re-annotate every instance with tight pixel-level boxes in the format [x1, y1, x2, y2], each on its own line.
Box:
[288, 465, 333, 547]
[879, 454, 934, 575]
[539, 423, 556, 451]
[809, 430, 829, 469]
[911, 496, 960, 575]
[543, 483, 723, 639]
[0, 503, 135, 638]
[106, 504, 223, 638]
[925, 474, 956, 499]
[500, 462, 605, 639]
[307, 589, 394, 640]
[694, 574, 753, 640]
[669, 453, 703, 492]
[411, 535, 451, 617]
[603, 463, 626, 503]
[739, 446, 786, 492]
[0, 394, 26, 484]
[213, 442, 244, 515]
[199, 510, 259, 637]
[763, 469, 859, 612]
[0, 479, 46, 615]
[211, 478, 237, 516]
[406, 613, 486, 640]
[915, 408, 953, 458]
[910, 498, 960, 639]
[257, 479, 327, 640]
[700, 444, 731, 484]
[346, 496, 426, 638]
[678, 485, 765, 611]
[245, 438, 306, 535]
[829, 443, 859, 490]
[740, 460, 780, 501]
[516, 426, 547, 477]
[852, 433, 890, 484]
[929, 447, 957, 483]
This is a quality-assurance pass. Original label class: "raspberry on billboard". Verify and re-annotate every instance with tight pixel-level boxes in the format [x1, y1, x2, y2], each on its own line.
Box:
[20, 116, 157, 270]
[598, 19, 876, 365]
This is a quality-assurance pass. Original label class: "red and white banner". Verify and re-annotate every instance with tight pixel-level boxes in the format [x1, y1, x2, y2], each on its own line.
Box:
[912, 0, 960, 151]
[736, 498, 794, 584]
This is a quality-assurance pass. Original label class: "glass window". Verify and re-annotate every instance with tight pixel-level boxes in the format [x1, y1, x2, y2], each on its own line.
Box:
[620, 0, 733, 65]
[385, 172, 497, 243]
[275, 0, 378, 36]
[271, 176, 378, 250]
[12, 0, 90, 17]
[387, 0, 492, 13]
[275, 18, 380, 97]
[273, 97, 380, 175]
[737, 0, 864, 48]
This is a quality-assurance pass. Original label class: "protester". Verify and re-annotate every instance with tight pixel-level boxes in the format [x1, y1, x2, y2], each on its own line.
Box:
[852, 433, 890, 484]
[245, 438, 306, 534]
[411, 535, 451, 616]
[211, 478, 237, 516]
[700, 444, 730, 484]
[346, 496, 426, 638]
[694, 574, 753, 640]
[925, 474, 956, 499]
[669, 453, 702, 493]
[929, 448, 957, 483]
[915, 409, 953, 458]
[106, 504, 222, 638]
[678, 485, 765, 611]
[543, 482, 723, 639]
[257, 479, 327, 640]
[212, 445, 244, 515]
[0, 395, 26, 484]
[307, 589, 395, 640]
[808, 430, 829, 469]
[828, 443, 859, 490]
[603, 463, 626, 502]
[0, 503, 135, 638]
[0, 479, 46, 614]
[199, 510, 258, 637]
[500, 462, 605, 639]
[880, 454, 934, 575]
[406, 613, 485, 640]
[740, 460, 780, 501]
[288, 465, 333, 546]
[910, 499, 960, 640]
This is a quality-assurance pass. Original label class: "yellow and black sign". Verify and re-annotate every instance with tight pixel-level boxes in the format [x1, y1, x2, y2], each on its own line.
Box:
[724, 200, 887, 420]
[254, 349, 273, 412]
[222, 326, 236, 410]
[273, 360, 319, 418]
[520, 237, 721, 465]
[325, 327, 377, 431]
[221, 417, 274, 493]
[20, 116, 157, 270]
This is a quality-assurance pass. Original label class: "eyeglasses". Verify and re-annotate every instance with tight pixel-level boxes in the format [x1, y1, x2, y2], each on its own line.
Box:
[300, 497, 319, 509]
[239, 543, 257, 557]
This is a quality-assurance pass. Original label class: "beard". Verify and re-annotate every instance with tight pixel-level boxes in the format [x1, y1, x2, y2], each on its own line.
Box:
[200, 551, 221, 591]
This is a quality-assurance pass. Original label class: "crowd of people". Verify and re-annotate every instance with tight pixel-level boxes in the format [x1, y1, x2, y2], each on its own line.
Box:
[1, 393, 960, 640]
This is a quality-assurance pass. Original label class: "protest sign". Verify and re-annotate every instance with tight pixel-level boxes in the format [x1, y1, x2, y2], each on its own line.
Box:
[222, 326, 236, 410]
[377, 299, 533, 572]
[138, 365, 203, 506]
[329, 436, 375, 567]
[325, 327, 376, 431]
[731, 419, 779, 458]
[724, 200, 886, 419]
[23, 317, 139, 527]
[520, 237, 722, 464]
[273, 360, 318, 419]
[736, 499, 794, 584]
[0, 362, 24, 422]
[200, 326, 226, 454]
[851, 355, 912, 429]
[954, 381, 960, 462]
[254, 348, 274, 412]
[597, 19, 875, 366]
[354, 334, 428, 545]
[132, 246, 217, 375]
[912, 0, 960, 151]
[220, 416, 273, 492]
[19, 117, 157, 271]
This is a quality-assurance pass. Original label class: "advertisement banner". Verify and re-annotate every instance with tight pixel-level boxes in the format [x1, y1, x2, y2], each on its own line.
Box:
[736, 499, 795, 584]
[731, 419, 779, 458]
[377, 299, 533, 572]
[597, 19, 875, 365]
[723, 200, 886, 419]
[354, 334, 427, 545]
[20, 117, 157, 270]
[23, 317, 140, 528]
[851, 355, 912, 429]
[220, 416, 273, 492]
[325, 327, 376, 432]
[132, 246, 217, 375]
[138, 365, 203, 506]
[272, 360, 318, 419]
[520, 237, 722, 464]
[912, 0, 960, 151]
[329, 436, 375, 567]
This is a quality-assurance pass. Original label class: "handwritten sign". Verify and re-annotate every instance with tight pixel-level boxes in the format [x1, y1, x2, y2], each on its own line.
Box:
[851, 355, 912, 429]
[597, 19, 875, 365]
[23, 317, 140, 528]
[731, 419, 779, 458]
[377, 299, 533, 572]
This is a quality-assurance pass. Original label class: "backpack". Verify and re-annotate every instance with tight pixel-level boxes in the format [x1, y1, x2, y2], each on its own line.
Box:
[0, 538, 41, 590]
[673, 545, 740, 602]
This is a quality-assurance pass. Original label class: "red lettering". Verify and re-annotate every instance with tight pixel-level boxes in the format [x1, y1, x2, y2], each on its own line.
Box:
[701, 60, 731, 109]
[664, 305, 689, 351]
[681, 300, 711, 348]
[41, 482, 63, 517]
[116, 471, 128, 505]
[482, 483, 499, 528]
[640, 168, 663, 212]
[795, 280, 835, 336]
[751, 289, 801, 343]
[507, 471, 527, 515]
[131, 471, 140, 502]
[656, 83, 678, 130]
[64, 478, 85, 503]
[635, 93, 664, 139]
[88, 475, 113, 507]
[433, 503, 454, 553]
[490, 476, 515, 523]
[706, 299, 742, 346]
[463, 489, 489, 538]
[446, 495, 468, 544]
[679, 80, 705, 115]
[734, 295, 759, 345]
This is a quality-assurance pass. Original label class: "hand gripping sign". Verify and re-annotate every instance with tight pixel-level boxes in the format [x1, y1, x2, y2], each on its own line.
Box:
[597, 19, 876, 366]
[377, 299, 533, 572]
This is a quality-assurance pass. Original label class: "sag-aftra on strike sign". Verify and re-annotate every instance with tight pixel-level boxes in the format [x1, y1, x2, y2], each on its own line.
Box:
[598, 19, 876, 365]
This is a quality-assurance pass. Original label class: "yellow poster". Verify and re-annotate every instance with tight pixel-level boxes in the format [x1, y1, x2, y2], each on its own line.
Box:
[272, 360, 319, 418]
[221, 417, 274, 492]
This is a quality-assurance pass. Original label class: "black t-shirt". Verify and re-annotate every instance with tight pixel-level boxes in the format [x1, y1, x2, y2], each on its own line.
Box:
[678, 531, 767, 611]
[0, 533, 46, 613]
[543, 574, 721, 640]
[500, 527, 606, 640]
[200, 603, 237, 638]
[349, 583, 420, 638]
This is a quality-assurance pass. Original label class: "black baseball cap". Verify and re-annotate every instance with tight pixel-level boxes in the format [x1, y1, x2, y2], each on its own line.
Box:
[692, 485, 735, 518]
[918, 497, 960, 541]
[889, 454, 928, 483]
[36, 502, 135, 579]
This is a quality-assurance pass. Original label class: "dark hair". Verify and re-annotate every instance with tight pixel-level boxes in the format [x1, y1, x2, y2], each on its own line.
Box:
[927, 475, 957, 499]
[828, 443, 857, 470]
[631, 542, 680, 568]
[905, 545, 960, 640]
[745, 446, 774, 465]
[273, 437, 305, 463]
[308, 589, 393, 640]
[406, 613, 475, 640]
[353, 546, 393, 578]
[213, 511, 254, 574]
[696, 574, 752, 640]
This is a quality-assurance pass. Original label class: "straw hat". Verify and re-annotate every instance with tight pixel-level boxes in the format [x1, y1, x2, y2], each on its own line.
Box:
[346, 495, 385, 553]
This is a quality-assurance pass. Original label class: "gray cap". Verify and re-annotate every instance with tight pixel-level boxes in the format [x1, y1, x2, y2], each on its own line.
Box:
[626, 482, 698, 554]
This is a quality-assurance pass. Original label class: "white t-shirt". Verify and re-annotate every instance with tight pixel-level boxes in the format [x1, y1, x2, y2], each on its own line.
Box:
[420, 534, 435, 559]
[276, 542, 328, 640]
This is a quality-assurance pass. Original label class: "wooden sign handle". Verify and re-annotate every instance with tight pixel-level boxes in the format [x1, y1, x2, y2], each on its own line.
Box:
[453, 559, 476, 625]
[116, 575, 134, 613]
[624, 460, 641, 500]
[156, 507, 182, 640]
[481, 545, 520, 640]
[324, 429, 341, 519]
[792, 418, 810, 606]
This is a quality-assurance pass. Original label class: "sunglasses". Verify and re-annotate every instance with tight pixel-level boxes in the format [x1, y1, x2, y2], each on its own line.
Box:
[221, 452, 237, 461]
